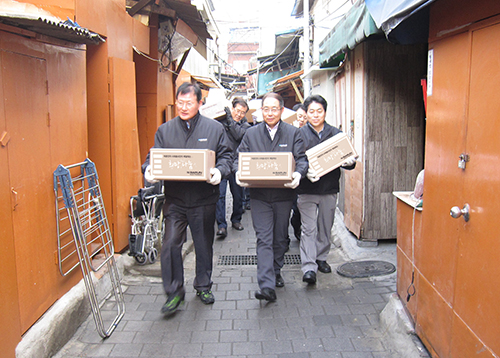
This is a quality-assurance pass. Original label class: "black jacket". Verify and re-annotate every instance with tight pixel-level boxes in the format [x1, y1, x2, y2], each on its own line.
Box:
[143, 113, 232, 207]
[235, 120, 308, 203]
[220, 115, 251, 152]
[296, 122, 355, 195]
[218, 114, 251, 174]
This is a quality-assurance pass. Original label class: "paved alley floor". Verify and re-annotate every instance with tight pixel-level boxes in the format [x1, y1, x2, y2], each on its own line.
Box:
[54, 203, 400, 358]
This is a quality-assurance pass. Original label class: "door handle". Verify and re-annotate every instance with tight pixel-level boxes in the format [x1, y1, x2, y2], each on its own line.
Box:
[450, 203, 470, 222]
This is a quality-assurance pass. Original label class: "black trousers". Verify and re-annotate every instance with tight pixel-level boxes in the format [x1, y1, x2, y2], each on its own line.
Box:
[250, 198, 294, 290]
[161, 202, 216, 296]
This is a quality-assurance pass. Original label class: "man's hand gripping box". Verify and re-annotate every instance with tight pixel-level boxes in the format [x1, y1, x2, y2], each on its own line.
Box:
[150, 149, 215, 181]
[238, 152, 295, 187]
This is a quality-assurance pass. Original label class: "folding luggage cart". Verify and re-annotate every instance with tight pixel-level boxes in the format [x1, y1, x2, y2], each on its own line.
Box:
[128, 182, 165, 265]
[54, 159, 125, 338]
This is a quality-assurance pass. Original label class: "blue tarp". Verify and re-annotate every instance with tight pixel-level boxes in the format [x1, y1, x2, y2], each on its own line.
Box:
[364, 0, 433, 38]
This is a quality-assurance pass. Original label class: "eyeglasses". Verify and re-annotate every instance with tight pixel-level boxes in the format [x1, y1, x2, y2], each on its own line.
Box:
[262, 107, 282, 114]
[176, 101, 196, 109]
[307, 109, 324, 115]
[234, 110, 247, 116]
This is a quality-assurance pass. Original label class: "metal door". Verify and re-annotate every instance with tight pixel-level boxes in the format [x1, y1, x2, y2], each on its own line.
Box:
[421, 20, 500, 357]
[448, 22, 500, 356]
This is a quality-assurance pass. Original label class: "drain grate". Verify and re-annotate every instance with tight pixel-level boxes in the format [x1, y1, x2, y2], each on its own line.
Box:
[217, 254, 301, 266]
[336, 260, 396, 278]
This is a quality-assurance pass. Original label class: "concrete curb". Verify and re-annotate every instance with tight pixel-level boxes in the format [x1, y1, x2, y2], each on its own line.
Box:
[16, 237, 192, 358]
[16, 255, 130, 358]
[380, 294, 430, 357]
[332, 210, 428, 357]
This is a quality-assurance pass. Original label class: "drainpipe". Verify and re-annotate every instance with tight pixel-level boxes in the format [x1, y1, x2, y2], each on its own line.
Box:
[303, 0, 311, 98]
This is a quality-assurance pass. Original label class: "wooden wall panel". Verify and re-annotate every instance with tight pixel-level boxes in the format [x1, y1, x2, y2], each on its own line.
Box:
[105, 0, 133, 60]
[450, 314, 495, 358]
[419, 32, 469, 306]
[363, 41, 426, 240]
[2, 49, 56, 332]
[396, 200, 423, 324]
[343, 162, 363, 238]
[429, 0, 500, 43]
[396, 247, 417, 323]
[46, 44, 88, 166]
[0, 42, 22, 358]
[109, 57, 142, 251]
[76, 0, 108, 36]
[133, 17, 150, 54]
[86, 43, 113, 235]
[0, 29, 87, 349]
[416, 274, 454, 357]
[16, 0, 75, 20]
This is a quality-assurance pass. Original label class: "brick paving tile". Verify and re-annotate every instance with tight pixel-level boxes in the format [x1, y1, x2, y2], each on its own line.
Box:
[54, 203, 402, 358]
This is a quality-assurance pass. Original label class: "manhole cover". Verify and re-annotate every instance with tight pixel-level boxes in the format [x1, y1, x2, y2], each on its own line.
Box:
[217, 254, 301, 266]
[336, 260, 396, 278]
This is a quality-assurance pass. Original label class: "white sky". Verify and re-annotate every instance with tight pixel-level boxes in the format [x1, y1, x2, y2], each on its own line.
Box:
[211, 0, 303, 57]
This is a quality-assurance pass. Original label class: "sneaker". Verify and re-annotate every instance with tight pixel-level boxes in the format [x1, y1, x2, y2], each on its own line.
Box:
[161, 293, 184, 316]
[197, 290, 215, 304]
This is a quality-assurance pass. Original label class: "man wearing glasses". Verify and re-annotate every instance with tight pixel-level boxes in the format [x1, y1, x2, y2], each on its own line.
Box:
[143, 82, 232, 315]
[215, 97, 251, 239]
[235, 92, 308, 302]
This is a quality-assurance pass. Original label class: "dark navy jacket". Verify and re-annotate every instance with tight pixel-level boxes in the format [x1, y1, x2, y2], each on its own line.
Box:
[143, 113, 232, 207]
[235, 120, 308, 203]
[297, 122, 355, 195]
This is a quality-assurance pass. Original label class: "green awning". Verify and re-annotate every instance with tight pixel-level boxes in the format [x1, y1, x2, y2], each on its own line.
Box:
[319, 1, 382, 68]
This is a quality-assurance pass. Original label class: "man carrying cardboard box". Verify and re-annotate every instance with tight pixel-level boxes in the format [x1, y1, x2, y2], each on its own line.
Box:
[235, 92, 308, 302]
[215, 97, 251, 238]
[142, 82, 232, 315]
[297, 95, 356, 285]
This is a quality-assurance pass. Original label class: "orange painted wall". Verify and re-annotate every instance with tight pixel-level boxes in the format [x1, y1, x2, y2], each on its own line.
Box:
[0, 36, 22, 358]
[135, 14, 175, 164]
[82, 0, 149, 250]
[0, 28, 87, 357]
[15, 0, 75, 20]
[396, 1, 500, 357]
[109, 57, 143, 249]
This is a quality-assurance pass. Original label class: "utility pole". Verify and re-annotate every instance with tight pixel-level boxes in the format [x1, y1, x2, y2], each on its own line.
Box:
[303, 0, 311, 98]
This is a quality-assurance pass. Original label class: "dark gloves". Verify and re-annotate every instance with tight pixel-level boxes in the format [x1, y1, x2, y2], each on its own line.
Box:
[219, 106, 233, 129]
[224, 106, 233, 121]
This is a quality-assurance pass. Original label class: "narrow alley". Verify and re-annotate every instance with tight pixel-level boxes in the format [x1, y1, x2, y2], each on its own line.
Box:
[53, 199, 405, 358]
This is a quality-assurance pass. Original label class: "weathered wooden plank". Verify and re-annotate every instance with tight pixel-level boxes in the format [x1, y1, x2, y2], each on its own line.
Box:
[380, 192, 397, 238]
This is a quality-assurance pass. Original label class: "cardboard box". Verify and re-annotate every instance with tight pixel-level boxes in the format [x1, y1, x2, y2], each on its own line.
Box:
[238, 152, 295, 187]
[281, 110, 297, 126]
[245, 108, 257, 123]
[305, 132, 357, 178]
[150, 149, 215, 181]
[200, 102, 227, 119]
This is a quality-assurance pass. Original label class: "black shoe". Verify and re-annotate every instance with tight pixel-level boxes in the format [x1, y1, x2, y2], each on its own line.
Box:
[316, 260, 332, 273]
[245, 203, 251, 210]
[255, 288, 276, 302]
[161, 293, 184, 316]
[275, 273, 285, 288]
[216, 227, 227, 238]
[302, 271, 317, 284]
[232, 222, 244, 231]
[196, 290, 215, 304]
[294, 230, 301, 241]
